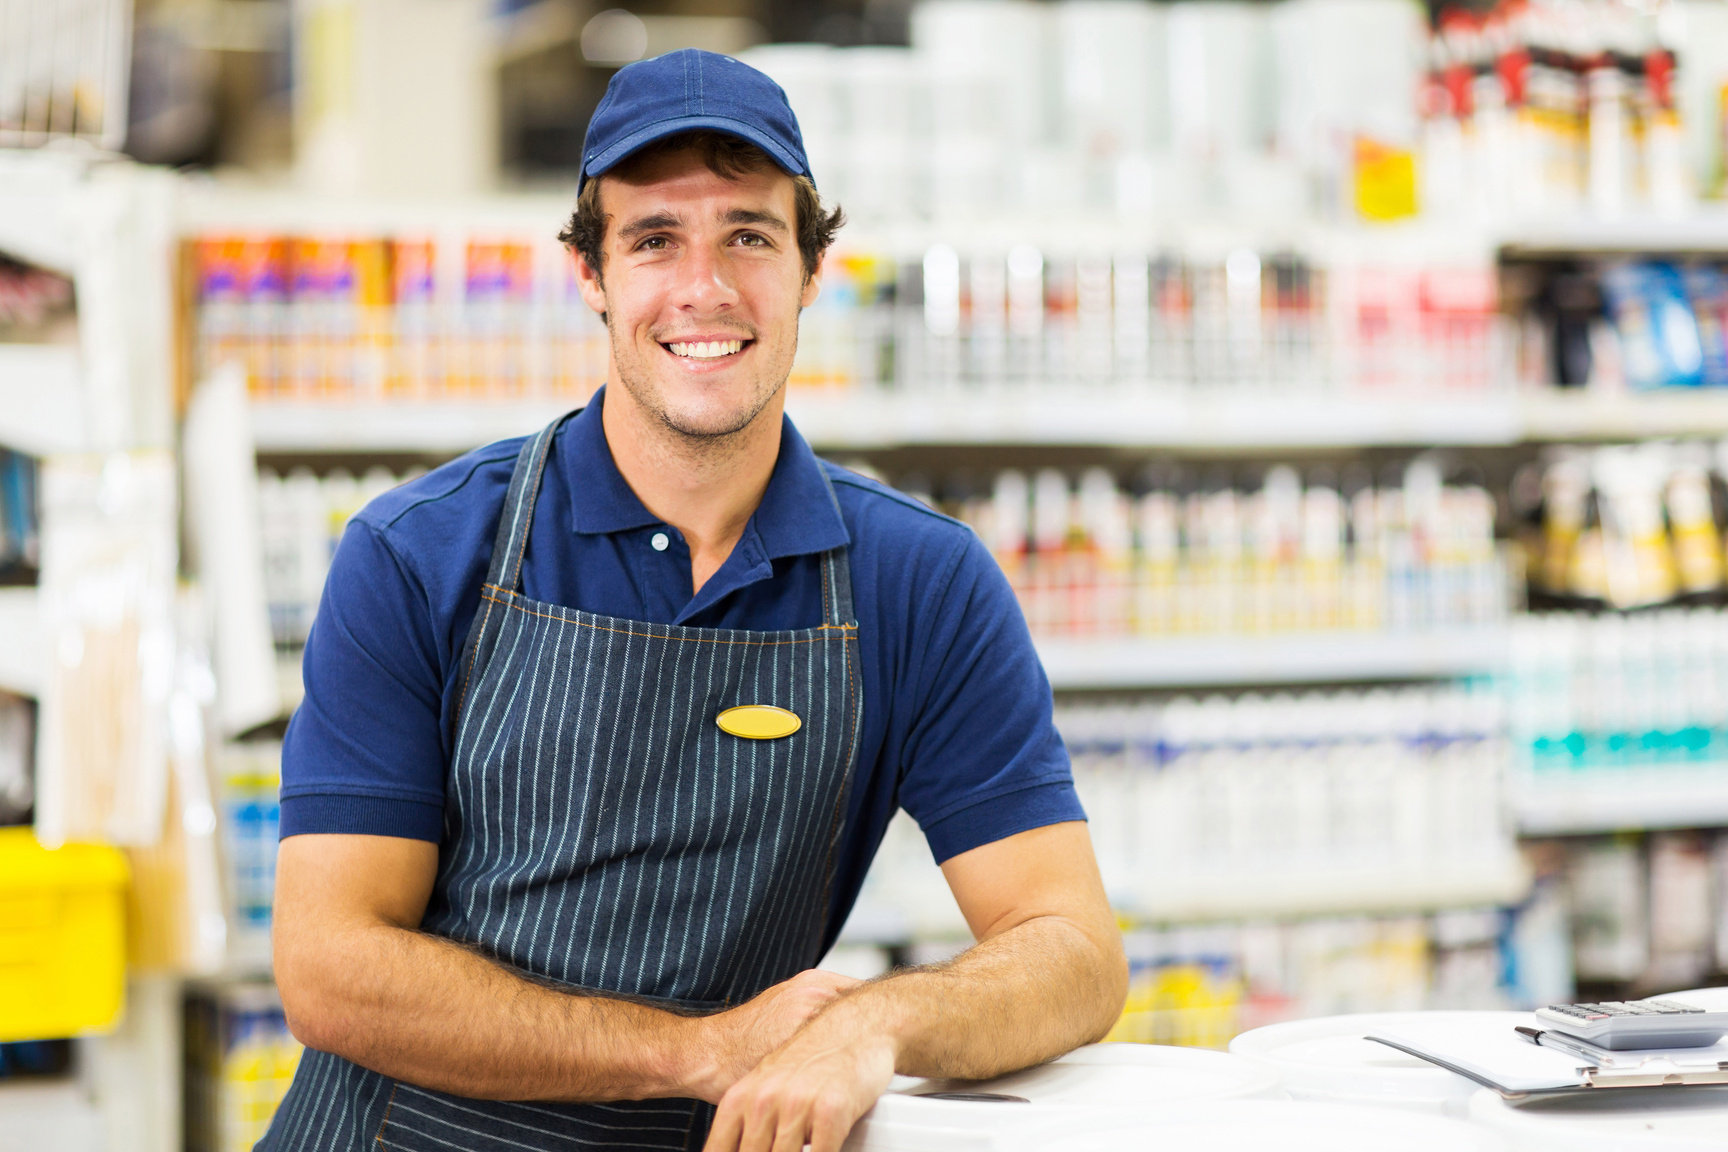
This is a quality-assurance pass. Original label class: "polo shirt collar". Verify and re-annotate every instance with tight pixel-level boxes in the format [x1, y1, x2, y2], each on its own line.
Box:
[561, 387, 851, 558]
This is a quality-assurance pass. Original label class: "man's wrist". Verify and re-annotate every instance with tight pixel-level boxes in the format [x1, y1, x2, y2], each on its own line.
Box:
[654, 1010, 722, 1100]
[552, 1001, 718, 1102]
[804, 980, 909, 1065]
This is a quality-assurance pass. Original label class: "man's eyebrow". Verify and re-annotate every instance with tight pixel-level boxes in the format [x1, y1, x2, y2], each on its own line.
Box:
[721, 208, 789, 233]
[617, 212, 683, 241]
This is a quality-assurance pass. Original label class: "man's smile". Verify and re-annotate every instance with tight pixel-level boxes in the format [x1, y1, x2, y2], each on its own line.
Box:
[659, 336, 754, 364]
[665, 338, 749, 358]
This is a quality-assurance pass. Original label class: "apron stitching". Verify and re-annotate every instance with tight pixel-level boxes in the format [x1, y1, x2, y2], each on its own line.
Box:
[814, 628, 861, 934]
[373, 1081, 400, 1146]
[820, 551, 832, 625]
[453, 596, 500, 743]
[481, 593, 853, 643]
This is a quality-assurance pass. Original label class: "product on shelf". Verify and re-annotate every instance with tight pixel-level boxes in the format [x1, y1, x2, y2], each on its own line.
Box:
[751, 2, 1420, 224]
[1508, 607, 1728, 768]
[1059, 683, 1513, 904]
[258, 465, 423, 648]
[1523, 829, 1728, 995]
[0, 448, 38, 576]
[194, 234, 607, 403]
[1511, 259, 1728, 392]
[1108, 909, 1530, 1048]
[184, 981, 303, 1152]
[1512, 443, 1728, 609]
[221, 745, 281, 964]
[1422, 0, 1693, 220]
[852, 681, 1517, 946]
[892, 246, 1501, 394]
[923, 457, 1509, 638]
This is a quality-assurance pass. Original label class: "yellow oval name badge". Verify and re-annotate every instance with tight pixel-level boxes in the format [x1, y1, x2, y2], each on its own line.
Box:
[716, 705, 802, 740]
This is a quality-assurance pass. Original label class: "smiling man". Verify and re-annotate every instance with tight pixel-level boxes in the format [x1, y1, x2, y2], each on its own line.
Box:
[260, 49, 1125, 1152]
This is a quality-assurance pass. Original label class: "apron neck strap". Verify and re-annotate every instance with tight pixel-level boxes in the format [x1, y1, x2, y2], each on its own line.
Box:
[488, 409, 856, 628]
[815, 466, 855, 628]
[485, 411, 572, 593]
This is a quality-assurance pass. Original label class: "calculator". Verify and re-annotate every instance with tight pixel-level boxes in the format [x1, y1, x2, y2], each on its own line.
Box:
[1535, 998, 1728, 1050]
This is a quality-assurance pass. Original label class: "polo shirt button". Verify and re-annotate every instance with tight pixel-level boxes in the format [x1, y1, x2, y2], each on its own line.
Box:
[651, 532, 670, 552]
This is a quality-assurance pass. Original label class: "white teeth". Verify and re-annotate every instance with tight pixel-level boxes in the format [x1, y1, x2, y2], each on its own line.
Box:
[668, 340, 744, 359]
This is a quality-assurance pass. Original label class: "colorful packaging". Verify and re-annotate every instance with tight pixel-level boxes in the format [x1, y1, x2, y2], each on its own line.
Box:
[1600, 261, 1705, 391]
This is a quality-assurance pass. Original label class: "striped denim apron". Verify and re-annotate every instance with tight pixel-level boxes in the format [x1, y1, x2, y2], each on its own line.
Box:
[261, 414, 862, 1151]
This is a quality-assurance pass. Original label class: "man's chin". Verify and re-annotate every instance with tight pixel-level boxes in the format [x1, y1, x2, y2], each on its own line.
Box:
[648, 395, 774, 441]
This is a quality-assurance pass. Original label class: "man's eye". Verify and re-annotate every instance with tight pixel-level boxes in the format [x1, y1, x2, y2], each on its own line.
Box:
[640, 236, 669, 250]
[735, 233, 768, 247]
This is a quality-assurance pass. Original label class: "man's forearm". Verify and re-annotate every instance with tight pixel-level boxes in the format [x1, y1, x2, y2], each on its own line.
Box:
[279, 920, 705, 1102]
[827, 912, 1126, 1080]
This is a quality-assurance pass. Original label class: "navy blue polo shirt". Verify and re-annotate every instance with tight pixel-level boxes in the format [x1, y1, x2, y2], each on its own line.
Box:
[280, 388, 1082, 948]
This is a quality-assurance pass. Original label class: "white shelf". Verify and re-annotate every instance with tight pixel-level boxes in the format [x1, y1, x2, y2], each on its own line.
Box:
[0, 586, 44, 697]
[1126, 855, 1531, 922]
[842, 856, 1531, 941]
[786, 390, 1521, 449]
[252, 391, 1522, 454]
[1518, 390, 1728, 441]
[1499, 210, 1728, 256]
[1513, 765, 1728, 835]
[251, 399, 573, 454]
[0, 344, 83, 456]
[1036, 628, 1508, 689]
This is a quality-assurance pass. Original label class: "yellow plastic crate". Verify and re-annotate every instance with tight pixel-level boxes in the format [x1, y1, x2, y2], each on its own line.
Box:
[0, 827, 129, 1041]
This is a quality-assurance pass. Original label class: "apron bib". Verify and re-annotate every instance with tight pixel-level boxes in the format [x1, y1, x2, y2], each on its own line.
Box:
[261, 413, 862, 1151]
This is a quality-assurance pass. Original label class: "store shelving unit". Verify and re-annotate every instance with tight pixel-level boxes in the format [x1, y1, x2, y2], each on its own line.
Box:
[1126, 856, 1531, 923]
[1512, 768, 1728, 836]
[250, 399, 571, 454]
[252, 391, 1527, 454]
[0, 345, 84, 457]
[786, 391, 1522, 451]
[1497, 210, 1728, 257]
[254, 390, 1728, 456]
[844, 855, 1531, 942]
[1517, 390, 1728, 442]
[0, 156, 182, 1152]
[1040, 629, 1507, 690]
[0, 586, 44, 698]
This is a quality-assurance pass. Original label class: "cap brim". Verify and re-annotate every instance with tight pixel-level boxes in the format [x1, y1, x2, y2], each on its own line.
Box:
[581, 114, 810, 190]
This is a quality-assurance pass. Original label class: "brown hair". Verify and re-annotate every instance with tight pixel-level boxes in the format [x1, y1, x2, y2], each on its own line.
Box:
[558, 130, 844, 285]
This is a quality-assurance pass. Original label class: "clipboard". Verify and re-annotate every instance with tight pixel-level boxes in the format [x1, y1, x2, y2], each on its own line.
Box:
[1364, 1013, 1728, 1100]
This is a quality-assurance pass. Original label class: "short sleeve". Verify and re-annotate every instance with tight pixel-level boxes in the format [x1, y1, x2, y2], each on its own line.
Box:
[279, 519, 448, 841]
[894, 531, 1084, 863]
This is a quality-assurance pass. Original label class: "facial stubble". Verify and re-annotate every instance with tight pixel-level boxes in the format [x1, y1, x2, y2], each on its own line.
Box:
[602, 296, 799, 459]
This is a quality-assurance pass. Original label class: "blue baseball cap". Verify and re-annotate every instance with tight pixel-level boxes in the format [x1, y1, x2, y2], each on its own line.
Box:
[579, 49, 812, 191]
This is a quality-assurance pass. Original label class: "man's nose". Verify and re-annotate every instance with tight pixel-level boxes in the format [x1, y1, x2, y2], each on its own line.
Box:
[670, 241, 739, 313]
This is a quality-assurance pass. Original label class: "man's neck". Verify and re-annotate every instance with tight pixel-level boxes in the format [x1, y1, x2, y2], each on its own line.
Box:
[599, 384, 784, 596]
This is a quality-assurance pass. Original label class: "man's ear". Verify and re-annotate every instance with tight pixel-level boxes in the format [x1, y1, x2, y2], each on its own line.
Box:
[574, 251, 608, 316]
[800, 257, 824, 309]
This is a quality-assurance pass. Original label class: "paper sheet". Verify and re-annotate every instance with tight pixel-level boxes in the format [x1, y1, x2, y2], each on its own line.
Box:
[1369, 1011, 1728, 1094]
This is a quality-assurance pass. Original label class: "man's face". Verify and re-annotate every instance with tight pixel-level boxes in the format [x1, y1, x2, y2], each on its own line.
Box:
[575, 148, 820, 440]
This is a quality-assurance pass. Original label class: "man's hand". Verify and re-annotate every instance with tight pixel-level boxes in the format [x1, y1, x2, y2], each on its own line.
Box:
[685, 969, 862, 1103]
[700, 821, 1127, 1152]
[703, 1003, 896, 1152]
